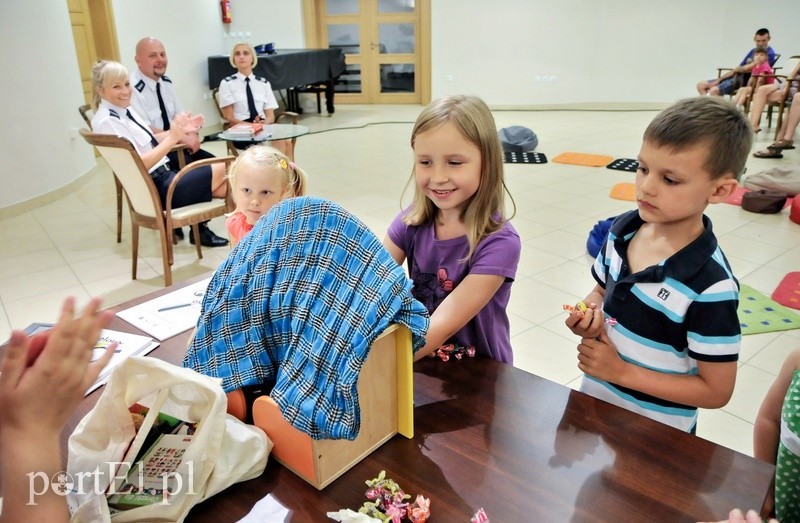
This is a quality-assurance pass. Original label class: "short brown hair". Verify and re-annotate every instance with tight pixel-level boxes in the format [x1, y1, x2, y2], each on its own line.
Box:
[643, 97, 752, 179]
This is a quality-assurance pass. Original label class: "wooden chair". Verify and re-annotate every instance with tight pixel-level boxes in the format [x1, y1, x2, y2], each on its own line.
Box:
[717, 53, 781, 101]
[79, 104, 190, 243]
[80, 130, 235, 287]
[768, 76, 800, 140]
[212, 88, 240, 157]
[275, 111, 300, 160]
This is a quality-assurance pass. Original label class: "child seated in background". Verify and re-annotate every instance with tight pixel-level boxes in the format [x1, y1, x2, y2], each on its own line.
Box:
[226, 145, 308, 247]
[565, 97, 752, 433]
[383, 95, 521, 364]
[733, 47, 774, 111]
[754, 348, 800, 522]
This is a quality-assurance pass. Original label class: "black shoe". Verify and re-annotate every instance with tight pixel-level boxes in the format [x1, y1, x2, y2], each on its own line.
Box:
[173, 227, 184, 240]
[190, 224, 228, 247]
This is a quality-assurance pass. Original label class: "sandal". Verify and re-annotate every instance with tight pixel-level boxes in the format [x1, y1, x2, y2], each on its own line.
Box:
[767, 139, 795, 150]
[753, 149, 783, 159]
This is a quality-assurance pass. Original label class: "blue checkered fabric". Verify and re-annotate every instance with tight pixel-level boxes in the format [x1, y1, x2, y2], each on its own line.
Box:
[183, 196, 429, 440]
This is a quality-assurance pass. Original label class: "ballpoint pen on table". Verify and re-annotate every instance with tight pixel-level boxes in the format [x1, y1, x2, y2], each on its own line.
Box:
[158, 303, 192, 312]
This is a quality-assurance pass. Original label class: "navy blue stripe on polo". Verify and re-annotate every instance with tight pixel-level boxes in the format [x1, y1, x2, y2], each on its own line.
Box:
[584, 210, 740, 432]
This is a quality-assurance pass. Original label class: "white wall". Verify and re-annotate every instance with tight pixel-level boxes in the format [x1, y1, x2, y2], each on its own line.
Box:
[111, 0, 305, 130]
[0, 1, 95, 209]
[3, 0, 800, 210]
[430, 0, 800, 105]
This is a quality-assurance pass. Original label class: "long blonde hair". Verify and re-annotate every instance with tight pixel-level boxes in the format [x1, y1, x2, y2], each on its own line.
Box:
[403, 95, 515, 261]
[227, 145, 308, 197]
[91, 60, 128, 110]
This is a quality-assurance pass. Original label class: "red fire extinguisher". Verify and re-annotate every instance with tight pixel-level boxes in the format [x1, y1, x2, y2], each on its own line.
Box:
[220, 0, 232, 24]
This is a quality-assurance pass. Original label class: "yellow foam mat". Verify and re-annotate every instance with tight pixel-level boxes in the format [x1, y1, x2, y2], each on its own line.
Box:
[552, 152, 614, 167]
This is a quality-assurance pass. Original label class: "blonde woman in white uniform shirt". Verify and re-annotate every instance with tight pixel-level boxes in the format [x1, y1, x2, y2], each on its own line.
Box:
[90, 60, 229, 247]
[218, 42, 291, 156]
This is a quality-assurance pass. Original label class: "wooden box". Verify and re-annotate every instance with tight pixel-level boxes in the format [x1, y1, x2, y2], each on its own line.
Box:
[252, 324, 414, 489]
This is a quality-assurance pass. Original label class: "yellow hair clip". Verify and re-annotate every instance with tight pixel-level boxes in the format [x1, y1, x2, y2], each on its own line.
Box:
[279, 159, 288, 170]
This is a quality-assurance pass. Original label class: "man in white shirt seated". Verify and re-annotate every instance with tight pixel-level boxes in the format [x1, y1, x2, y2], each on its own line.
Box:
[129, 37, 226, 247]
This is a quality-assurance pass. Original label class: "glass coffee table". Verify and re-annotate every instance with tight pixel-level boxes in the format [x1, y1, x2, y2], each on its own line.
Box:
[218, 123, 310, 144]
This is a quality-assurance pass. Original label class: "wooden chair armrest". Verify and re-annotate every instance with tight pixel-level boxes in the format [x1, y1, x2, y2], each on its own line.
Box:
[169, 143, 191, 169]
[163, 155, 236, 217]
[276, 111, 300, 125]
[717, 67, 735, 78]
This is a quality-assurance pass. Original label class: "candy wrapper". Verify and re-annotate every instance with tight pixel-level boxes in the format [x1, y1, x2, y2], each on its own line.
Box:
[562, 303, 617, 326]
[429, 342, 476, 362]
[329, 471, 487, 522]
[329, 471, 430, 523]
[471, 508, 489, 523]
[327, 509, 383, 523]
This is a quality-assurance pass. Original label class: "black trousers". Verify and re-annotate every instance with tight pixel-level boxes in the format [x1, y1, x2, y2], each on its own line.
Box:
[167, 147, 216, 169]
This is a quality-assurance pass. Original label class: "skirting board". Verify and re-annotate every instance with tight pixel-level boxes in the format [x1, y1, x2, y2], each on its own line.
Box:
[489, 102, 671, 111]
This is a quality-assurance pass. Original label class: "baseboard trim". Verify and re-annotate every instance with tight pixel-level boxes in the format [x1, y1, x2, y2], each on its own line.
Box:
[0, 164, 100, 220]
[490, 102, 671, 112]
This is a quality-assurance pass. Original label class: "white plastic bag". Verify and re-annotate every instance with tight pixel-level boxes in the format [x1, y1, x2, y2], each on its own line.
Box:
[67, 356, 271, 522]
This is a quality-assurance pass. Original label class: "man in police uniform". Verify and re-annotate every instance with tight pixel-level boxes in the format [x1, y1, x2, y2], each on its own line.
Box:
[130, 37, 226, 247]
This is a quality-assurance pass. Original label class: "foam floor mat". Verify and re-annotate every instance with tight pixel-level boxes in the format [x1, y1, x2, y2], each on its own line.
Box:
[610, 182, 636, 201]
[552, 152, 614, 167]
[773, 272, 800, 310]
[606, 158, 639, 172]
[738, 284, 800, 335]
[504, 151, 548, 164]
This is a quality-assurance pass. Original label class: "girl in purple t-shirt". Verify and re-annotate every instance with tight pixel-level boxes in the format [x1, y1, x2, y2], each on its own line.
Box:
[383, 95, 521, 364]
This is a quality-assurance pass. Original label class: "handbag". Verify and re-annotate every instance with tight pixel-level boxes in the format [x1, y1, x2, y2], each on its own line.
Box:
[67, 357, 271, 522]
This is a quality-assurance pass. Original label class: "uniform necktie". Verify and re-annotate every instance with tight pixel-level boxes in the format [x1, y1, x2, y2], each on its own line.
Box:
[127, 110, 159, 148]
[245, 77, 258, 121]
[156, 81, 171, 131]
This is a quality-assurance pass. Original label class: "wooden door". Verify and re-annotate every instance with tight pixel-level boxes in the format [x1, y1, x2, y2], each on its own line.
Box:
[68, 0, 99, 106]
[306, 0, 430, 105]
[68, 0, 120, 106]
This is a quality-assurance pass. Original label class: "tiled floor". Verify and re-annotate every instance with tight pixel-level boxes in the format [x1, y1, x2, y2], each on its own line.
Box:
[1, 104, 799, 457]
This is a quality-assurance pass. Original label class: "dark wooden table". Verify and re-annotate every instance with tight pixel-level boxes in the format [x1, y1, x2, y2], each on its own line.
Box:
[58, 276, 774, 522]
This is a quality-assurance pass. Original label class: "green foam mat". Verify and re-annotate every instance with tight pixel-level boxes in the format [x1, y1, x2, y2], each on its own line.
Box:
[738, 284, 800, 335]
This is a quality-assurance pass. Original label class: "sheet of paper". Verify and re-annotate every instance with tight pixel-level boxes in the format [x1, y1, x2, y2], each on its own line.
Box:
[86, 329, 160, 395]
[116, 278, 211, 341]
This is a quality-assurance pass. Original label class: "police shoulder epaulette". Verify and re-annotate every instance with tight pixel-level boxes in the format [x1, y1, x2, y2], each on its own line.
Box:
[161, 75, 172, 83]
[224, 74, 237, 81]
[134, 79, 145, 92]
[256, 76, 267, 83]
[109, 109, 120, 119]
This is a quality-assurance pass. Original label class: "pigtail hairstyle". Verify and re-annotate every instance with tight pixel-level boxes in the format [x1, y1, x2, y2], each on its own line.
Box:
[403, 95, 515, 261]
[227, 145, 308, 198]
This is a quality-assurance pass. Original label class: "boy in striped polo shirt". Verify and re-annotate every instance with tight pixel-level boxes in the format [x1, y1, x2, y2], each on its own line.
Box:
[565, 97, 752, 433]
